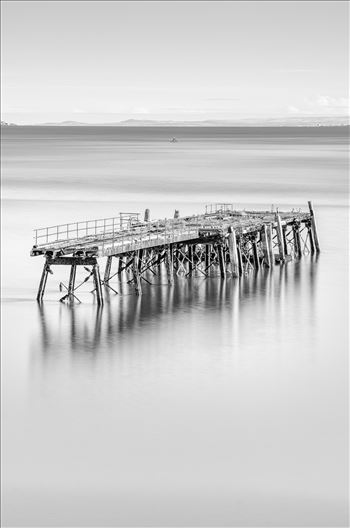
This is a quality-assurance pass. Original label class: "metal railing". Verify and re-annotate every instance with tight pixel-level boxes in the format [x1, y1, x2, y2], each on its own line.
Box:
[205, 203, 235, 214]
[34, 213, 140, 246]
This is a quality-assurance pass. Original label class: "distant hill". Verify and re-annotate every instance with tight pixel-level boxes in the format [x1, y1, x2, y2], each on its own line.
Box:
[32, 116, 349, 127]
[2, 116, 349, 127]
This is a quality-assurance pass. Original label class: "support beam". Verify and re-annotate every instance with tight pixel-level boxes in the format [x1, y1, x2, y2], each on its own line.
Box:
[236, 238, 243, 276]
[93, 264, 104, 305]
[260, 225, 271, 268]
[227, 227, 239, 277]
[205, 244, 210, 270]
[217, 243, 226, 278]
[104, 256, 113, 282]
[138, 249, 144, 272]
[293, 223, 302, 259]
[282, 225, 289, 256]
[308, 201, 320, 253]
[275, 214, 285, 262]
[188, 245, 194, 275]
[45, 256, 97, 266]
[36, 260, 50, 302]
[307, 221, 316, 254]
[132, 251, 142, 295]
[165, 245, 174, 285]
[67, 264, 77, 301]
[266, 224, 274, 266]
[251, 236, 260, 269]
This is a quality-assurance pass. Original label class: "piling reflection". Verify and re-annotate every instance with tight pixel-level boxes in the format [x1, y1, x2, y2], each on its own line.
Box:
[33, 258, 319, 366]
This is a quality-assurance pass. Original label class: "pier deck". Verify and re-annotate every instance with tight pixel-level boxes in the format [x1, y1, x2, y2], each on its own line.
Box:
[31, 202, 319, 305]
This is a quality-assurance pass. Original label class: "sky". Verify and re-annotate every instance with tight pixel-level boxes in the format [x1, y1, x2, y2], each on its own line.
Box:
[1, 0, 349, 124]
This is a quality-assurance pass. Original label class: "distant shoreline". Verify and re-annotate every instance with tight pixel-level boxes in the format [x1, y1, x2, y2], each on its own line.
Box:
[1, 118, 349, 128]
[2, 123, 349, 129]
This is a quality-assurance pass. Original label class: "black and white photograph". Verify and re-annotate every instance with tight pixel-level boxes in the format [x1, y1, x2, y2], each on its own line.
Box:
[1, 1, 349, 527]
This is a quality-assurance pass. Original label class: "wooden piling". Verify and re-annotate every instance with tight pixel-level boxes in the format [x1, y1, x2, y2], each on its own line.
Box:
[266, 224, 274, 266]
[260, 225, 271, 268]
[308, 201, 320, 253]
[188, 245, 194, 274]
[93, 264, 104, 305]
[282, 225, 289, 256]
[205, 244, 210, 270]
[307, 221, 316, 254]
[218, 243, 226, 278]
[165, 245, 174, 285]
[252, 236, 260, 269]
[132, 251, 142, 295]
[275, 214, 285, 262]
[236, 238, 243, 276]
[293, 223, 302, 259]
[67, 264, 77, 301]
[36, 260, 49, 302]
[228, 227, 239, 277]
[104, 256, 113, 282]
[138, 249, 144, 272]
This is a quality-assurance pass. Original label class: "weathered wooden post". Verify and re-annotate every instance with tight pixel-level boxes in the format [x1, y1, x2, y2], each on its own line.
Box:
[251, 235, 260, 269]
[267, 224, 274, 265]
[227, 227, 239, 277]
[282, 225, 289, 256]
[205, 244, 210, 270]
[37, 259, 50, 302]
[188, 244, 194, 275]
[93, 264, 104, 305]
[293, 222, 302, 259]
[144, 208, 150, 222]
[308, 201, 320, 253]
[306, 220, 316, 254]
[67, 264, 77, 301]
[138, 249, 144, 272]
[104, 256, 113, 282]
[165, 245, 174, 285]
[275, 214, 285, 262]
[236, 237, 243, 276]
[260, 225, 271, 268]
[217, 242, 226, 278]
[132, 250, 142, 296]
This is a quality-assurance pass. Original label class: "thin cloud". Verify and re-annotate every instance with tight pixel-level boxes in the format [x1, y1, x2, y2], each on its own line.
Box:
[279, 68, 317, 73]
[287, 95, 349, 116]
[206, 98, 241, 101]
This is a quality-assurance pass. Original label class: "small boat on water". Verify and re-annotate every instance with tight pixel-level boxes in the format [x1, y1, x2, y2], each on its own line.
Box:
[170, 137, 178, 143]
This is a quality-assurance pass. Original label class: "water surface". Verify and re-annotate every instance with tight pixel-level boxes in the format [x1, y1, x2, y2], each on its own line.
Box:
[1, 126, 349, 527]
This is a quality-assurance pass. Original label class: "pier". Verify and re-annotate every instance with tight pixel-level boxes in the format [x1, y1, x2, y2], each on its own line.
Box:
[31, 201, 320, 305]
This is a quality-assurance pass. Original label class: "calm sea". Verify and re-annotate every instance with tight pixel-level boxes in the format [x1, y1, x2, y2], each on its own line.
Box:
[1, 126, 349, 527]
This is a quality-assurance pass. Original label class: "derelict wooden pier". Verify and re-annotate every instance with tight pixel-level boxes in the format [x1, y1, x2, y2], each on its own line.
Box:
[31, 201, 320, 305]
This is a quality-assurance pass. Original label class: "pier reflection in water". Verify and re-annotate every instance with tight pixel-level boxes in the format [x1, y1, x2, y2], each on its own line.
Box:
[34, 258, 318, 367]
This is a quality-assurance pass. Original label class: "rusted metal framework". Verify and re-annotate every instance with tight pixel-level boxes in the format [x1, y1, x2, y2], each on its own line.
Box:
[31, 202, 320, 305]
